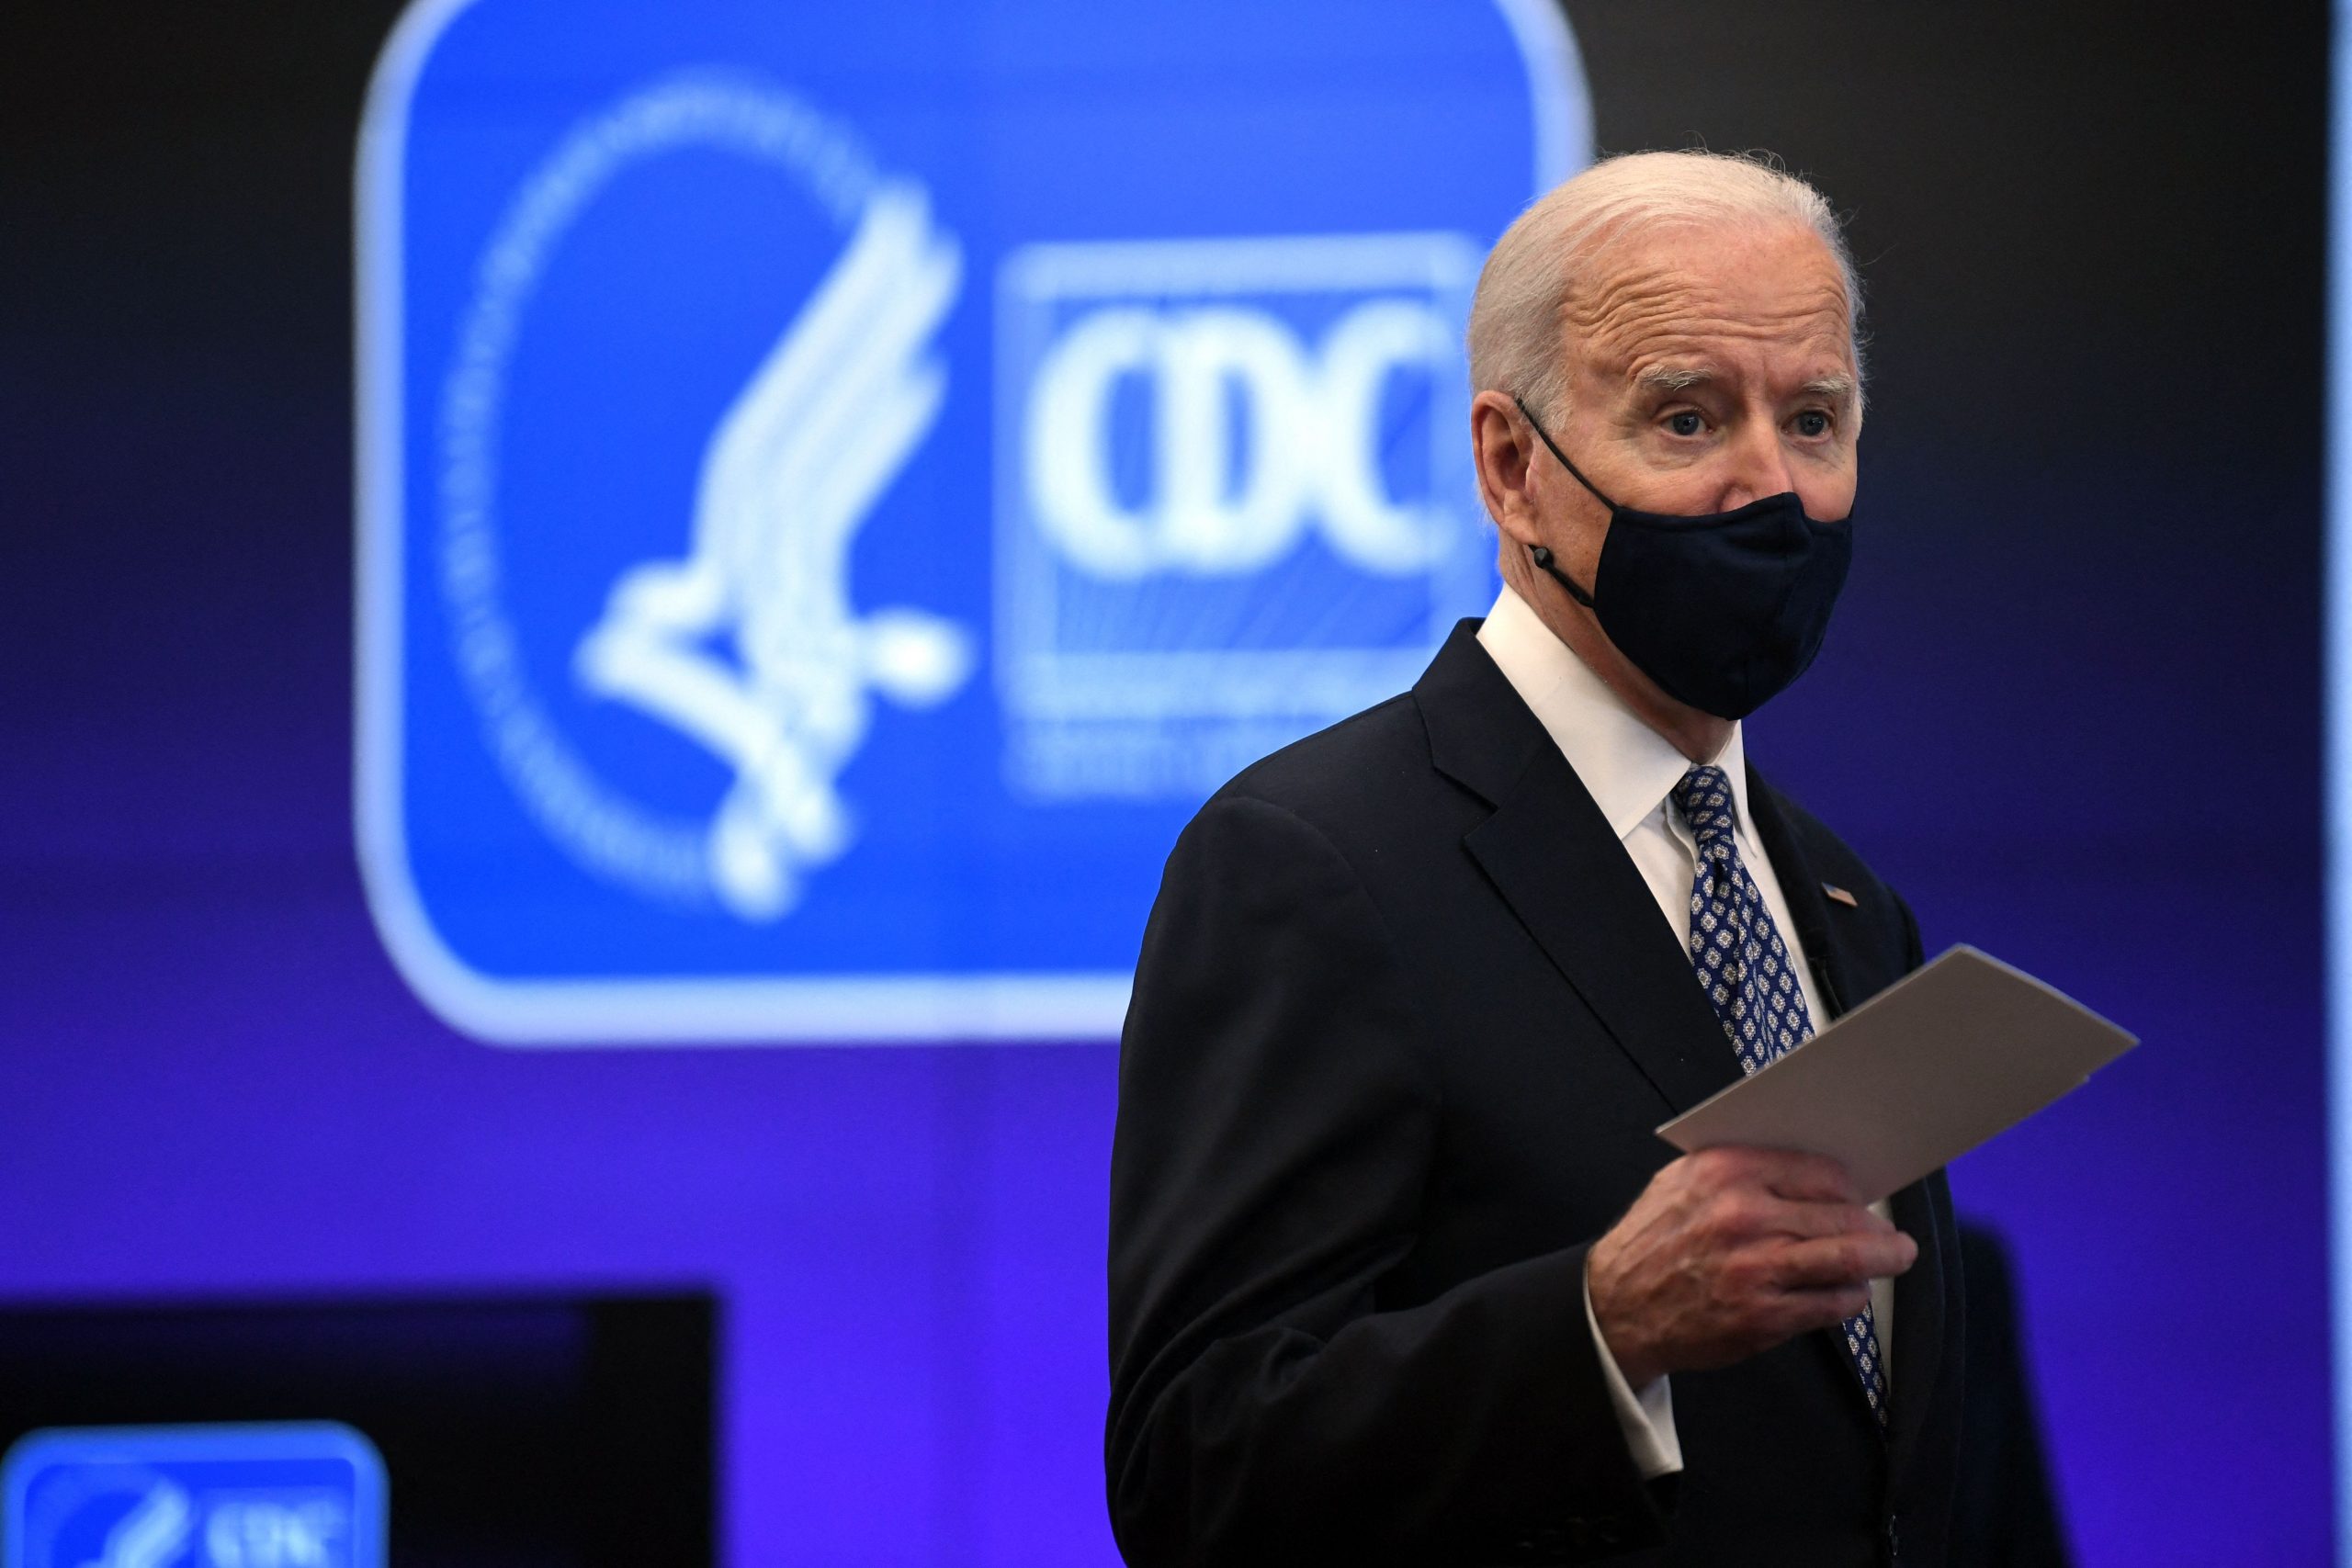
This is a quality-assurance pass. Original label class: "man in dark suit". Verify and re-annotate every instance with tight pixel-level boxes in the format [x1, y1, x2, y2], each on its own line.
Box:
[1106, 151, 1964, 1565]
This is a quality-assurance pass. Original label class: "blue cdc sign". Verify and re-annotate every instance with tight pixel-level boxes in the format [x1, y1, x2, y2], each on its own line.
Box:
[356, 0, 1589, 1043]
[3, 1425, 386, 1568]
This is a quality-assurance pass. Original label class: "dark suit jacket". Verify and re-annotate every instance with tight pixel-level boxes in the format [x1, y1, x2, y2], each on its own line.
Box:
[1107, 622, 1965, 1567]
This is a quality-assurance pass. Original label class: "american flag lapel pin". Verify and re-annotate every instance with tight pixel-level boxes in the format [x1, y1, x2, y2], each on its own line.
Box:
[1821, 882, 1860, 908]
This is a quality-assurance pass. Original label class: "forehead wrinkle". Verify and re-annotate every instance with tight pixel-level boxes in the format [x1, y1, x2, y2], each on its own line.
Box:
[1585, 299, 1856, 399]
[1560, 258, 1684, 335]
[1562, 248, 1853, 388]
[1564, 219, 1852, 323]
[1590, 290, 1853, 353]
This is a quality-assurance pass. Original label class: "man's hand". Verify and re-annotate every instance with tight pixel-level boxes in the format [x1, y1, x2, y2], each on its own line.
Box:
[1587, 1146, 1916, 1388]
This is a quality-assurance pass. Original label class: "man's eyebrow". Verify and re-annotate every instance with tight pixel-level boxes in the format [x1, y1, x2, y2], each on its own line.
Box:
[1629, 366, 1861, 404]
[1632, 364, 1720, 394]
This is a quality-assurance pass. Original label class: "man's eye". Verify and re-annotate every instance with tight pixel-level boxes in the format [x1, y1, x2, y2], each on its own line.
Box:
[1793, 410, 1832, 438]
[1665, 411, 1705, 437]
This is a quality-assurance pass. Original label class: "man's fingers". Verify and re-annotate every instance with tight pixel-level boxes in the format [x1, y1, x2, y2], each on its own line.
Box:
[1687, 1145, 1859, 1205]
[1736, 1195, 1894, 1244]
[1775, 1230, 1917, 1289]
[1612, 1152, 1914, 1376]
[1753, 1148, 1861, 1205]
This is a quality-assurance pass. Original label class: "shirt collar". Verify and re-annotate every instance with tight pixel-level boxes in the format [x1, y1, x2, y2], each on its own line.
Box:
[1473, 583, 1749, 843]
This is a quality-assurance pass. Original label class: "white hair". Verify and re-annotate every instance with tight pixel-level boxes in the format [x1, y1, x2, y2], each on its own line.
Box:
[1465, 150, 1863, 421]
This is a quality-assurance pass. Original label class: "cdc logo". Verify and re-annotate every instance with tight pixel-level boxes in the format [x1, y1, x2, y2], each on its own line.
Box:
[357, 0, 1589, 1042]
[999, 234, 1489, 800]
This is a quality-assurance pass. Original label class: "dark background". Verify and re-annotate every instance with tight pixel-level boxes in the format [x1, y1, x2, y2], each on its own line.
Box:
[0, 1294, 715, 1564]
[0, 2, 2330, 1562]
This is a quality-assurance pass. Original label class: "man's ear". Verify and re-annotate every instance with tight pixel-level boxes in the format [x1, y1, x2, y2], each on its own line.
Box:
[1470, 391, 1542, 549]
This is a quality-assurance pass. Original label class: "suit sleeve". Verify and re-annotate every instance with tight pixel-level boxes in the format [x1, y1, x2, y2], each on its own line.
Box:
[1106, 795, 1663, 1565]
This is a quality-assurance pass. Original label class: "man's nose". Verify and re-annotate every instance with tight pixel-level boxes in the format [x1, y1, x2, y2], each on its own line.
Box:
[1718, 419, 1796, 510]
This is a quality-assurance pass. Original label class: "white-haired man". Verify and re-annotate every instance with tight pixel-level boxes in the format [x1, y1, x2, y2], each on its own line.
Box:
[1107, 152, 1963, 1566]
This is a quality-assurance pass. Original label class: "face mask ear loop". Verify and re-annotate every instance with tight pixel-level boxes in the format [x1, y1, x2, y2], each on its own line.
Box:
[1510, 394, 1620, 511]
[1510, 393, 1611, 610]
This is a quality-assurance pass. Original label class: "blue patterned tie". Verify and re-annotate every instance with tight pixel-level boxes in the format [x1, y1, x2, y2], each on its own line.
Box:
[1670, 763, 1887, 1427]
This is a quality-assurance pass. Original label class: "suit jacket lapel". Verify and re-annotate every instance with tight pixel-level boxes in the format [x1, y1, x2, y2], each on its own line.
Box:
[1748, 769, 1951, 1470]
[1418, 624, 1739, 1119]
[1744, 773, 1852, 1022]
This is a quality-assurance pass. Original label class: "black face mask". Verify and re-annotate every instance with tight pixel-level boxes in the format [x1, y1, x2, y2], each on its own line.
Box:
[1511, 395, 1853, 721]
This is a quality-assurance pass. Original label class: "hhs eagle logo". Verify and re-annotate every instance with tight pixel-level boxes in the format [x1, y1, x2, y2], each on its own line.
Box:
[356, 0, 1589, 1043]
[430, 77, 971, 923]
[572, 150, 972, 920]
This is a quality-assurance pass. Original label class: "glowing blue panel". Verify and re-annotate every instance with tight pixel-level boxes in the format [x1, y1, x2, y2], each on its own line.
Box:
[2334, 6, 2352, 1559]
[356, 0, 1589, 1043]
[2, 1424, 387, 1568]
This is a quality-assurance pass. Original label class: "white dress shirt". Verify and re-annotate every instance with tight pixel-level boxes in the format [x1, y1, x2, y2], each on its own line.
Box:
[1474, 583, 1894, 1481]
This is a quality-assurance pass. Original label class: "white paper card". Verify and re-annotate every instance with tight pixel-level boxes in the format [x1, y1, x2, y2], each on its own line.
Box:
[1656, 944, 2137, 1201]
